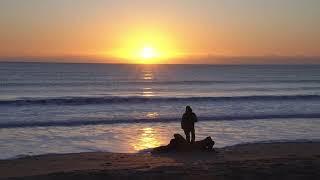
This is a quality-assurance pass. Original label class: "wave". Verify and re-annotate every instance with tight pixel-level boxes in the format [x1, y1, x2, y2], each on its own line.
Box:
[3, 79, 320, 86]
[0, 94, 320, 106]
[1, 113, 320, 128]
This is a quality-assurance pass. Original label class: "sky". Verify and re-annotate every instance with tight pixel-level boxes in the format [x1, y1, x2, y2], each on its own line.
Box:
[0, 0, 319, 64]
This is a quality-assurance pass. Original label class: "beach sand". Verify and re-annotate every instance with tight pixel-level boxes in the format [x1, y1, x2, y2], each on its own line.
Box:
[1, 142, 320, 180]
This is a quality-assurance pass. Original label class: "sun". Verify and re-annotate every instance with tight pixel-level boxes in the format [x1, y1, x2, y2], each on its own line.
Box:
[138, 46, 159, 64]
[108, 28, 182, 64]
[140, 46, 156, 59]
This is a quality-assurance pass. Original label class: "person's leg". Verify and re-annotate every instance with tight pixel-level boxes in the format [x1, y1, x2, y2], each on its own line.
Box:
[191, 128, 195, 143]
[183, 129, 190, 143]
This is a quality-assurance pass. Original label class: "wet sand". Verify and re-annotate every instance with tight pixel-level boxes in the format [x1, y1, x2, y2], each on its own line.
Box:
[1, 142, 320, 180]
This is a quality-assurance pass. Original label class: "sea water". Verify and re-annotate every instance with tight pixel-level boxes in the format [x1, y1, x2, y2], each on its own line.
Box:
[1, 62, 320, 159]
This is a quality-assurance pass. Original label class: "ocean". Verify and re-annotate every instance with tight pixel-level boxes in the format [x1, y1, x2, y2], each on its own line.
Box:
[1, 62, 320, 159]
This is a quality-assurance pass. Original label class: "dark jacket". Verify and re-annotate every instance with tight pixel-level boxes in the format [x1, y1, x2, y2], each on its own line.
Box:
[181, 112, 198, 130]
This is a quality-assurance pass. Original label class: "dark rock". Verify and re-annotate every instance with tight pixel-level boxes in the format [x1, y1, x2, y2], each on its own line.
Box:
[152, 134, 215, 153]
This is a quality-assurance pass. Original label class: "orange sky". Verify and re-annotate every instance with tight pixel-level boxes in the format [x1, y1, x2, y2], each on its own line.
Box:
[0, 0, 319, 64]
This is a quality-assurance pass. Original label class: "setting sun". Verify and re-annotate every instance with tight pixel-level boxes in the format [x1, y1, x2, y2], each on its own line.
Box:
[140, 47, 156, 59]
[107, 27, 182, 64]
[138, 46, 160, 64]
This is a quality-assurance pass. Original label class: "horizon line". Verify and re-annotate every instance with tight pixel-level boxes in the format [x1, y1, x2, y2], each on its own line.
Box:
[1, 61, 320, 66]
[0, 55, 319, 65]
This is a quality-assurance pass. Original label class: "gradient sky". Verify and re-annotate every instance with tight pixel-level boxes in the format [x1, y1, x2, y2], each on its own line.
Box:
[0, 0, 319, 64]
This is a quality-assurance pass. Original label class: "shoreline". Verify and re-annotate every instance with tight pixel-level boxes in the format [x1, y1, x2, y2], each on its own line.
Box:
[3, 139, 320, 161]
[1, 142, 320, 180]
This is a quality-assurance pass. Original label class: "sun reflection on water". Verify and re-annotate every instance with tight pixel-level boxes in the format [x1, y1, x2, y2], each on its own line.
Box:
[143, 71, 153, 80]
[142, 87, 154, 97]
[146, 112, 159, 119]
[140, 67, 155, 96]
[131, 127, 162, 151]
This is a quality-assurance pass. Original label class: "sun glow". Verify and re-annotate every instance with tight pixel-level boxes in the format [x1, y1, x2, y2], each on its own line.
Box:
[141, 47, 156, 59]
[138, 46, 159, 64]
[108, 28, 181, 64]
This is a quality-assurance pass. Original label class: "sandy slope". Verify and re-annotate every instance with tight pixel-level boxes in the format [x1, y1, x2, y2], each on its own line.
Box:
[1, 142, 320, 180]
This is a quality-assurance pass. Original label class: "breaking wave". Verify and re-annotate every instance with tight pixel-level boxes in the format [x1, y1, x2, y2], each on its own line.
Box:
[0, 94, 319, 106]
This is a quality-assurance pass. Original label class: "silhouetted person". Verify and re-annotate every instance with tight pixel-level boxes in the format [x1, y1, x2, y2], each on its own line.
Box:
[181, 106, 198, 143]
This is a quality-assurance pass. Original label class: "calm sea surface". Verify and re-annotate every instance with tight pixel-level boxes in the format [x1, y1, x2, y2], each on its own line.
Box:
[1, 62, 320, 159]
